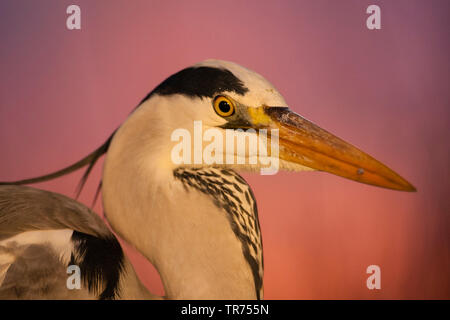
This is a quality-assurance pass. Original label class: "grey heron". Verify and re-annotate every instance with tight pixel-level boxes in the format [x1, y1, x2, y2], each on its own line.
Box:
[0, 60, 415, 299]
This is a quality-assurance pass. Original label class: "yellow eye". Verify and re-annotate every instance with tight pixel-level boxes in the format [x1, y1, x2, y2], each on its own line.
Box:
[213, 96, 235, 117]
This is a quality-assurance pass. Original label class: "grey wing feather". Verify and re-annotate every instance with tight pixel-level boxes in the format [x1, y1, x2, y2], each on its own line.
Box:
[0, 185, 120, 299]
[0, 185, 111, 240]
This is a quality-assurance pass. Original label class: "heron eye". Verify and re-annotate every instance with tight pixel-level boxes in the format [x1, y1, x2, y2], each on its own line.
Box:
[213, 96, 235, 117]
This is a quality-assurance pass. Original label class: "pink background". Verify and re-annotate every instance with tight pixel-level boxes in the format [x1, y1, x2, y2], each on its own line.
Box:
[0, 1, 449, 299]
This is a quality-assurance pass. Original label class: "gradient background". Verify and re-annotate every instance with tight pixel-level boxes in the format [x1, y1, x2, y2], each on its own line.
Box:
[0, 0, 449, 299]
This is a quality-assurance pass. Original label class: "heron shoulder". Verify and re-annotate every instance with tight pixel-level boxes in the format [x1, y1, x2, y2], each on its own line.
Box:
[0, 185, 125, 299]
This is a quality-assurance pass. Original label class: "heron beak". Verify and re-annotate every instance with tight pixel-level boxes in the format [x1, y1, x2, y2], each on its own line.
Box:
[249, 107, 416, 191]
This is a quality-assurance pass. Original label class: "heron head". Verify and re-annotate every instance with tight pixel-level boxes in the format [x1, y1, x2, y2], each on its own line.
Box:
[129, 59, 415, 191]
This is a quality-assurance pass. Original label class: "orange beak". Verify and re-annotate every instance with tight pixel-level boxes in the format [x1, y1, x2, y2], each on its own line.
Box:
[263, 107, 416, 191]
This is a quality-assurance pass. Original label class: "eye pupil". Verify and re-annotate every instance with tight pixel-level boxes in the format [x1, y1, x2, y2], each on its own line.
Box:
[219, 101, 231, 113]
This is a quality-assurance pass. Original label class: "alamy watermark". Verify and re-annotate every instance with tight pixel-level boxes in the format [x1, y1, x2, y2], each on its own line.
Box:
[366, 265, 381, 290]
[170, 121, 280, 175]
[66, 264, 81, 290]
[66, 5, 81, 30]
[66, 5, 381, 31]
[366, 5, 381, 30]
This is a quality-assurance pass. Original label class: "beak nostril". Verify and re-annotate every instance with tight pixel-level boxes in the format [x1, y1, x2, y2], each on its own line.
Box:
[357, 168, 365, 175]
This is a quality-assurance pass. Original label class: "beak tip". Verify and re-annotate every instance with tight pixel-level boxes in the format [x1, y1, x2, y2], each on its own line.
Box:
[394, 178, 417, 192]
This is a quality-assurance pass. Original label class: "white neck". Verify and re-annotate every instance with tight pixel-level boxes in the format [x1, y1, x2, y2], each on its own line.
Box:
[102, 98, 258, 299]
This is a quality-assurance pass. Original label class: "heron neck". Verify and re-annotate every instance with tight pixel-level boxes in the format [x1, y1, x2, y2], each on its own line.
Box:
[104, 168, 258, 299]
[102, 103, 258, 299]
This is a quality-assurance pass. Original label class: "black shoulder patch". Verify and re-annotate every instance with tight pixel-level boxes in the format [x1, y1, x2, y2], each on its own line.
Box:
[70, 231, 125, 300]
[140, 66, 249, 103]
